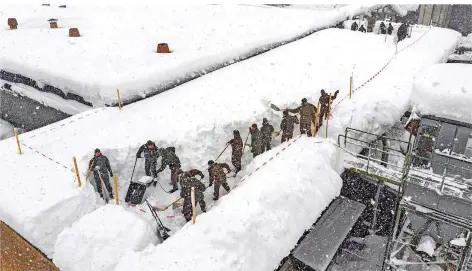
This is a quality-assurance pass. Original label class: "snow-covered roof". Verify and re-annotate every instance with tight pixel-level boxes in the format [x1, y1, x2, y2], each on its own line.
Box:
[412, 63, 472, 124]
[0, 4, 389, 106]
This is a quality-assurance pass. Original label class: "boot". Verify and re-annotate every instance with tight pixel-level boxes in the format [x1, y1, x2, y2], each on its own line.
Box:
[213, 196, 218, 201]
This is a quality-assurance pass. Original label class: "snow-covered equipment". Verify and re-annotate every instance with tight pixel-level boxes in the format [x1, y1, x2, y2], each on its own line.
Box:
[125, 176, 153, 205]
[145, 200, 170, 242]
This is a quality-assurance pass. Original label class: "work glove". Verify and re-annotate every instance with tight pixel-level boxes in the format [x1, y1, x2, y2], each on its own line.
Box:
[136, 154, 141, 158]
[335, 90, 340, 94]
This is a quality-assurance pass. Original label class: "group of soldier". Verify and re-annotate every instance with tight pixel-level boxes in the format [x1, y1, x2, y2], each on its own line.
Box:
[87, 89, 338, 222]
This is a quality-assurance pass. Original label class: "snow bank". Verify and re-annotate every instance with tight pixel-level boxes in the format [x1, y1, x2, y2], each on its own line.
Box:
[53, 205, 158, 271]
[0, 4, 387, 106]
[411, 63, 472, 124]
[115, 138, 342, 271]
[0, 118, 14, 140]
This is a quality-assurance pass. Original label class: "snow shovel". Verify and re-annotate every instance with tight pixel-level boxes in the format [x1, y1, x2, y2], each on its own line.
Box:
[272, 130, 281, 138]
[215, 143, 230, 162]
[270, 103, 282, 111]
[85, 159, 95, 181]
[97, 170, 111, 204]
[153, 198, 185, 211]
[145, 200, 170, 241]
[242, 130, 250, 151]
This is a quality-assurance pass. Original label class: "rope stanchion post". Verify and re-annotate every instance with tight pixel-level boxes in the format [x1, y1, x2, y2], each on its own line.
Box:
[326, 94, 331, 139]
[113, 175, 119, 205]
[117, 89, 123, 111]
[349, 76, 353, 99]
[14, 128, 22, 155]
[314, 101, 320, 136]
[73, 156, 82, 187]
[191, 187, 196, 224]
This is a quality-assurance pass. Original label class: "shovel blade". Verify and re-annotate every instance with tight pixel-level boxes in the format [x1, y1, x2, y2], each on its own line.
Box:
[270, 103, 281, 111]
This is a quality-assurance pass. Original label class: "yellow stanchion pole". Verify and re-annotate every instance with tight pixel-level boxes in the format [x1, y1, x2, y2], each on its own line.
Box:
[191, 187, 196, 224]
[14, 128, 22, 155]
[326, 94, 331, 139]
[113, 176, 119, 205]
[314, 101, 320, 136]
[73, 156, 82, 187]
[117, 89, 123, 111]
[349, 76, 353, 99]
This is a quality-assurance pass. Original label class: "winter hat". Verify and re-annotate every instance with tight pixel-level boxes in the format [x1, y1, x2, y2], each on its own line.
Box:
[146, 140, 153, 146]
[208, 160, 215, 166]
[283, 110, 289, 116]
[251, 123, 258, 129]
[301, 98, 307, 103]
[233, 130, 240, 137]
[263, 118, 268, 124]
[94, 148, 101, 153]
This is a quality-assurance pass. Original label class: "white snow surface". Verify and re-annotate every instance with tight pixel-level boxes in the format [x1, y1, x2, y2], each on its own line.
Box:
[0, 4, 387, 106]
[416, 235, 436, 257]
[115, 138, 342, 271]
[53, 205, 158, 271]
[411, 63, 472, 124]
[0, 26, 459, 261]
[0, 118, 14, 140]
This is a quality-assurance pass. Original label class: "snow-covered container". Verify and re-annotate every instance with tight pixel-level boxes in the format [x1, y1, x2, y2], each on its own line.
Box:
[53, 205, 158, 271]
[411, 63, 472, 124]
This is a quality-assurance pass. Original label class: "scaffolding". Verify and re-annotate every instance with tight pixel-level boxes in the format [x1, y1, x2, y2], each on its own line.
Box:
[337, 126, 472, 271]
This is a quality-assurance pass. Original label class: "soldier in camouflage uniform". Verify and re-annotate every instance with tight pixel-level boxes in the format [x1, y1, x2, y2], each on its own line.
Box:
[318, 89, 339, 127]
[136, 140, 159, 178]
[260, 118, 275, 152]
[280, 110, 299, 143]
[249, 124, 263, 158]
[156, 146, 182, 193]
[208, 160, 231, 200]
[180, 169, 206, 222]
[288, 98, 317, 136]
[227, 130, 243, 174]
[89, 149, 114, 200]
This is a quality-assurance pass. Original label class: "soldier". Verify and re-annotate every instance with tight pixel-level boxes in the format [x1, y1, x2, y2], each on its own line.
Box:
[208, 160, 231, 200]
[288, 98, 317, 137]
[89, 149, 114, 200]
[249, 124, 263, 158]
[387, 23, 394, 35]
[260, 118, 275, 152]
[156, 147, 182, 193]
[318, 89, 339, 128]
[351, 21, 358, 31]
[380, 21, 387, 34]
[227, 130, 243, 174]
[136, 140, 159, 178]
[180, 169, 206, 222]
[280, 110, 299, 143]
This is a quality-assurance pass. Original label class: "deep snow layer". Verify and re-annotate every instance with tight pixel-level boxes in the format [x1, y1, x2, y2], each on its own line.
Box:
[0, 27, 459, 260]
[0, 118, 14, 140]
[115, 138, 342, 271]
[53, 205, 158, 271]
[411, 63, 472, 124]
[0, 4, 386, 106]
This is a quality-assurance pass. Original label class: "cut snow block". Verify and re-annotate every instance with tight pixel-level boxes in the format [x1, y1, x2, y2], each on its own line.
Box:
[157, 43, 170, 53]
[69, 28, 80, 37]
[8, 18, 18, 30]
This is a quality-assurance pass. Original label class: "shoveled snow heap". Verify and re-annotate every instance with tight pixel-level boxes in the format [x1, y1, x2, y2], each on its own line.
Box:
[115, 137, 342, 271]
[0, 118, 14, 140]
[411, 63, 472, 124]
[53, 205, 158, 271]
[0, 4, 389, 106]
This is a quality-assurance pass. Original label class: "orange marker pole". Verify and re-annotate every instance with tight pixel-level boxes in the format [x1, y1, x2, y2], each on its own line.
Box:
[349, 76, 353, 99]
[191, 187, 196, 224]
[113, 176, 119, 205]
[14, 128, 22, 155]
[73, 156, 82, 187]
[117, 89, 123, 111]
[314, 101, 320, 136]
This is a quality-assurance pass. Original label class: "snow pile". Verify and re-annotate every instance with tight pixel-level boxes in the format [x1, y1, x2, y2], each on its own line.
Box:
[0, 4, 388, 106]
[115, 138, 342, 271]
[416, 235, 436, 257]
[0, 118, 14, 140]
[53, 205, 157, 271]
[411, 63, 472, 123]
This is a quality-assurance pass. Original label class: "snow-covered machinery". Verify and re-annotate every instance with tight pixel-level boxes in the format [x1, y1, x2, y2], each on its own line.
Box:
[337, 116, 472, 270]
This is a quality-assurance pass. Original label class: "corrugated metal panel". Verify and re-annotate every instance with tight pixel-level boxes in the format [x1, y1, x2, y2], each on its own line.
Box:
[292, 197, 366, 271]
